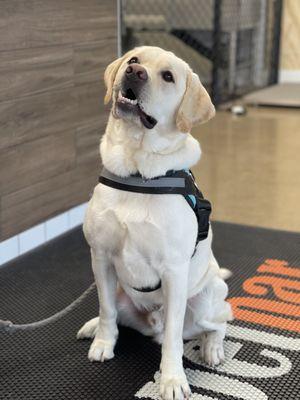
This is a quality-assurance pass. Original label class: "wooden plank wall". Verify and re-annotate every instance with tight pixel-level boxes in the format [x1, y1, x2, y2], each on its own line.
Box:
[280, 0, 300, 71]
[0, 0, 117, 240]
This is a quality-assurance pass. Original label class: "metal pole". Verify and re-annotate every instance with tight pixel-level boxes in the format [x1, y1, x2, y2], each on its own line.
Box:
[253, 0, 268, 87]
[117, 0, 122, 57]
[270, 0, 283, 84]
[212, 0, 222, 105]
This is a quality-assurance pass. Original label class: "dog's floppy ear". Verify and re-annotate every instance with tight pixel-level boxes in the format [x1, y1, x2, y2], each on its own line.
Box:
[176, 72, 215, 133]
[104, 56, 125, 105]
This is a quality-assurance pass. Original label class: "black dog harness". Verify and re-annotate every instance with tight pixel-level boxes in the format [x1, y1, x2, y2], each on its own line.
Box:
[99, 167, 211, 292]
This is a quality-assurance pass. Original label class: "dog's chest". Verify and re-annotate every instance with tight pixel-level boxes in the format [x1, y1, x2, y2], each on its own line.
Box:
[85, 184, 197, 288]
[111, 200, 166, 289]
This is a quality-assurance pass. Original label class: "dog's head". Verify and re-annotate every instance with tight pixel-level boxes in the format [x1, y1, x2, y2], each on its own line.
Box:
[104, 46, 215, 133]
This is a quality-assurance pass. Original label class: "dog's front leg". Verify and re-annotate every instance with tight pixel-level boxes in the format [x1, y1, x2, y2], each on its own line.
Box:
[160, 264, 191, 400]
[88, 249, 118, 362]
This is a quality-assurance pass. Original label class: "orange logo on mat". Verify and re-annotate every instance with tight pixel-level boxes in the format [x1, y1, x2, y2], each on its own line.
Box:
[228, 259, 300, 333]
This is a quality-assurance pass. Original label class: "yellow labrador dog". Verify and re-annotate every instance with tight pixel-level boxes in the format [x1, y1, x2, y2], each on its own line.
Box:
[77, 46, 232, 400]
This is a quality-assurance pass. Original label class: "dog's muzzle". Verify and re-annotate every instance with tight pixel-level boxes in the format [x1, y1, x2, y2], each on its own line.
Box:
[116, 63, 157, 130]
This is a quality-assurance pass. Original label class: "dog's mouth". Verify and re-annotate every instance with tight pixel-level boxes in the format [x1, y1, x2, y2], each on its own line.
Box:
[116, 88, 157, 130]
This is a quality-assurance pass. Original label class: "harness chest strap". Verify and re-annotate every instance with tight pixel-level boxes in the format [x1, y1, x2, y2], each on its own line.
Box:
[99, 167, 212, 292]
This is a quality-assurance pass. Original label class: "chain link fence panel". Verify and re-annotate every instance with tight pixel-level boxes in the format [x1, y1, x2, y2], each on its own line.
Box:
[120, 0, 282, 105]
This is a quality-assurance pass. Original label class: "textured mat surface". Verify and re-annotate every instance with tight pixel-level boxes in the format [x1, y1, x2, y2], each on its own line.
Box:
[0, 222, 299, 400]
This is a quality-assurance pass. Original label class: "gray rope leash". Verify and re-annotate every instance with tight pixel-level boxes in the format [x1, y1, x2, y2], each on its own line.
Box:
[0, 282, 96, 333]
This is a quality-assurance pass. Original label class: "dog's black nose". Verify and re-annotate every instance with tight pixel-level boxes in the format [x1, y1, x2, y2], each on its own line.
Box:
[126, 64, 148, 81]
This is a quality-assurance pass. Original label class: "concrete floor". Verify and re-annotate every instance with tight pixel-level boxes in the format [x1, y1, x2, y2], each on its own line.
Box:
[192, 106, 300, 232]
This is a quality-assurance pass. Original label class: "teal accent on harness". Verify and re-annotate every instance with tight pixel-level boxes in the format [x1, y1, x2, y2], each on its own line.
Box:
[187, 194, 197, 208]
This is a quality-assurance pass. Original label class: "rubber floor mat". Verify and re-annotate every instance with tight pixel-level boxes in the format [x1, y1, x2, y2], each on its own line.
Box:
[0, 222, 299, 400]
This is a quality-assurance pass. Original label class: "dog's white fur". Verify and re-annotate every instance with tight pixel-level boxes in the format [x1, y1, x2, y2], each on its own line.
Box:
[77, 46, 232, 400]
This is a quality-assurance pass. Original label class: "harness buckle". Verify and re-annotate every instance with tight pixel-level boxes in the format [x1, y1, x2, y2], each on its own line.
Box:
[195, 198, 212, 241]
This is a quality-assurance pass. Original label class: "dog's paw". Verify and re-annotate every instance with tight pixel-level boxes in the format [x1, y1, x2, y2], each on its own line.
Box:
[88, 337, 116, 362]
[160, 373, 191, 400]
[77, 317, 99, 340]
[200, 332, 225, 367]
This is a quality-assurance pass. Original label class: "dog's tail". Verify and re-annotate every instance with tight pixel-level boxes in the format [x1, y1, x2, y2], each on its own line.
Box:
[219, 268, 232, 280]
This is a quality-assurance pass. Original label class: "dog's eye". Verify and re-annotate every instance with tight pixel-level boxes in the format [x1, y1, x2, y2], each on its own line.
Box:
[162, 71, 174, 83]
[128, 57, 139, 64]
